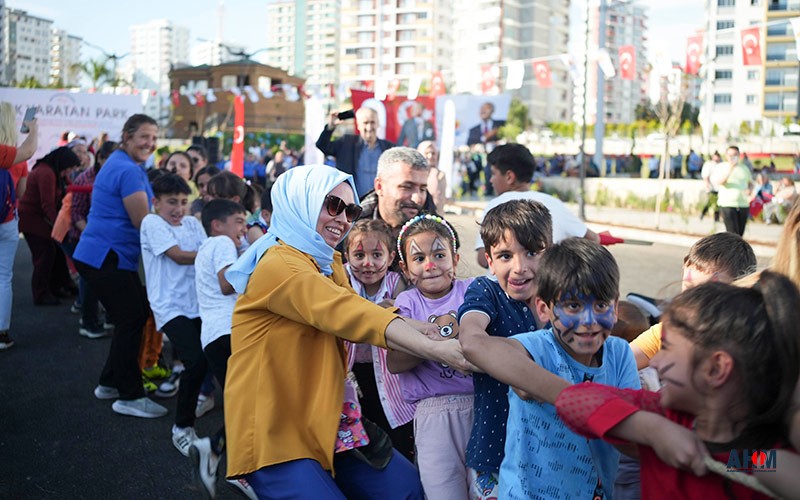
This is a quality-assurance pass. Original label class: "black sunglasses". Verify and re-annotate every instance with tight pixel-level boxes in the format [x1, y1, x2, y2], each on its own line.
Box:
[324, 195, 362, 222]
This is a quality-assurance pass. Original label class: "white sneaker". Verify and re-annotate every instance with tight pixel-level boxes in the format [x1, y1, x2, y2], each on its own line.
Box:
[112, 397, 168, 418]
[94, 384, 119, 400]
[195, 394, 215, 418]
[189, 437, 219, 499]
[226, 478, 258, 500]
[172, 425, 199, 457]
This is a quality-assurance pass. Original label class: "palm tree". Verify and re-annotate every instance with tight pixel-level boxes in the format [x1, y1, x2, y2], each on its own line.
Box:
[76, 58, 113, 90]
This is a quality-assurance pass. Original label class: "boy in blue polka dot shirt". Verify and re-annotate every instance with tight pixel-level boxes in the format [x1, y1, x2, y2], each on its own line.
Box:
[457, 199, 552, 499]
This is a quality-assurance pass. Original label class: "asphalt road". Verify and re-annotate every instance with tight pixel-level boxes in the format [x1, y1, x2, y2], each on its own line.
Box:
[0, 223, 770, 499]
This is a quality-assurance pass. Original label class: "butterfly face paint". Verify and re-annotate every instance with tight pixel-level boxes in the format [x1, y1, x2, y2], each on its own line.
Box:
[403, 231, 457, 299]
[346, 233, 392, 296]
[549, 291, 616, 366]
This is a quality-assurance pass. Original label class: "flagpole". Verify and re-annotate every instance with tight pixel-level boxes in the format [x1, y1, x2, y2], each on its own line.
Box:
[579, 0, 591, 221]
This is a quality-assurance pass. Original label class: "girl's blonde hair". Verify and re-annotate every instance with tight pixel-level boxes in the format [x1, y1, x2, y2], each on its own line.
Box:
[0, 102, 18, 146]
[771, 197, 800, 288]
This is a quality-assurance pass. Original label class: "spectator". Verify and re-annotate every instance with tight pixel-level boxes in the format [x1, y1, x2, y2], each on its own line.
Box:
[316, 107, 394, 199]
[18, 147, 81, 305]
[0, 102, 37, 349]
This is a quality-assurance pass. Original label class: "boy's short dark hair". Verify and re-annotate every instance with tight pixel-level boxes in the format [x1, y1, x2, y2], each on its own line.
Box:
[152, 173, 191, 197]
[201, 199, 247, 235]
[537, 238, 620, 305]
[260, 185, 273, 214]
[486, 143, 535, 184]
[683, 232, 756, 279]
[480, 199, 552, 256]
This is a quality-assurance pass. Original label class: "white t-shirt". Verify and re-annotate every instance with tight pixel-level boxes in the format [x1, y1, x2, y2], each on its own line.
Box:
[194, 235, 239, 349]
[474, 190, 588, 250]
[140, 214, 207, 330]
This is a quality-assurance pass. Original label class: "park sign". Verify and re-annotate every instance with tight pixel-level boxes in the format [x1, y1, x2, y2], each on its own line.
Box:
[0, 88, 143, 166]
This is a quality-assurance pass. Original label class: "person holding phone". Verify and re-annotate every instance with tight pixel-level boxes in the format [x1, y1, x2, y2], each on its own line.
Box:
[0, 103, 38, 350]
[315, 107, 394, 200]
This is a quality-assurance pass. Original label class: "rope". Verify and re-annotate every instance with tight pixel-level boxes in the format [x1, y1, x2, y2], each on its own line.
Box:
[703, 456, 777, 498]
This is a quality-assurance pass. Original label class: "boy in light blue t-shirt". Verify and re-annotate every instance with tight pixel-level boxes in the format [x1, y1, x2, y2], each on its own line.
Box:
[464, 238, 639, 499]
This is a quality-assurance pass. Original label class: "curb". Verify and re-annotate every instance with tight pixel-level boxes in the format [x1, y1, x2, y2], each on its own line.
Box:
[444, 202, 777, 258]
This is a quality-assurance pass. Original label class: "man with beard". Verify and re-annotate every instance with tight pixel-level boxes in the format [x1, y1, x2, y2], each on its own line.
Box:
[358, 147, 437, 271]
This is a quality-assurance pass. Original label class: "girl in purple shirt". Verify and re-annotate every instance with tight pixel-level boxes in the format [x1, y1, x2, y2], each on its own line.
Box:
[387, 214, 474, 500]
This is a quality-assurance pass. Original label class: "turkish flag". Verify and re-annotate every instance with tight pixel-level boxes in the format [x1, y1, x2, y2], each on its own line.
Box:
[480, 65, 496, 95]
[532, 61, 553, 88]
[171, 89, 181, 107]
[430, 71, 446, 97]
[741, 27, 762, 66]
[387, 78, 400, 100]
[685, 35, 703, 75]
[230, 96, 244, 178]
[619, 45, 636, 80]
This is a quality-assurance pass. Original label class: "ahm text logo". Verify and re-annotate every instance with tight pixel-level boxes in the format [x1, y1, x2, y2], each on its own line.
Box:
[726, 449, 777, 472]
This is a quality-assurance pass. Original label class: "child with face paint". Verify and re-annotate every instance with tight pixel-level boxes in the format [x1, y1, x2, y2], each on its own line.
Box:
[462, 237, 640, 499]
[386, 214, 476, 500]
[555, 271, 800, 500]
[342, 219, 418, 461]
[630, 232, 757, 370]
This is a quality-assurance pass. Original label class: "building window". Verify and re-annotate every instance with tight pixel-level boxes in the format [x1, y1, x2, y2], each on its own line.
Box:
[746, 95, 758, 104]
[714, 93, 732, 104]
[715, 70, 733, 80]
[716, 20, 734, 29]
[717, 0, 735, 6]
[747, 70, 759, 80]
[716, 45, 734, 56]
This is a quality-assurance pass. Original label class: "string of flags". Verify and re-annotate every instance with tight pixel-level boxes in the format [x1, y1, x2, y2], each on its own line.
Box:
[116, 16, 800, 110]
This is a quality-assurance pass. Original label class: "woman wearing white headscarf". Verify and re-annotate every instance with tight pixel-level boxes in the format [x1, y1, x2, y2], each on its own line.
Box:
[223, 165, 469, 498]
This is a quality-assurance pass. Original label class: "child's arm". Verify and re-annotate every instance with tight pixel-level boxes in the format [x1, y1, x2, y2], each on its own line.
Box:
[460, 311, 570, 404]
[165, 246, 197, 265]
[754, 449, 800, 498]
[386, 347, 425, 374]
[630, 323, 663, 370]
[556, 383, 708, 475]
[217, 265, 235, 295]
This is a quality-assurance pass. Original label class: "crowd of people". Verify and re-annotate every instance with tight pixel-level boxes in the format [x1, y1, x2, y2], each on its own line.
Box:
[2, 104, 800, 500]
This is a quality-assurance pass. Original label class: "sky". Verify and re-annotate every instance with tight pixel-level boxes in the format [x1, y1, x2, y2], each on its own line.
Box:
[9, 0, 703, 66]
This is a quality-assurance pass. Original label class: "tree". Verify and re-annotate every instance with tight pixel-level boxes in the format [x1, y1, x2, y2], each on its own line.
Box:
[78, 58, 113, 90]
[739, 121, 752, 137]
[17, 76, 44, 88]
[499, 98, 530, 141]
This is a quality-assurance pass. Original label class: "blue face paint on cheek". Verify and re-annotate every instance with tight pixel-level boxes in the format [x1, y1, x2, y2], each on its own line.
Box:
[553, 303, 581, 331]
[554, 292, 615, 330]
[594, 304, 615, 330]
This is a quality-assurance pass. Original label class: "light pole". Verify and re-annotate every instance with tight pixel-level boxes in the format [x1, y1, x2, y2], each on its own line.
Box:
[578, 0, 592, 221]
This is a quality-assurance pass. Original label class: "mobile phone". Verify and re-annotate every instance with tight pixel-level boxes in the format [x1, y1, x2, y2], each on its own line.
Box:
[337, 109, 355, 120]
[20, 106, 36, 133]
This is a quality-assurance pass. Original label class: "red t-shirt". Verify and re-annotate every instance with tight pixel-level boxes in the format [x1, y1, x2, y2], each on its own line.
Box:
[556, 383, 785, 500]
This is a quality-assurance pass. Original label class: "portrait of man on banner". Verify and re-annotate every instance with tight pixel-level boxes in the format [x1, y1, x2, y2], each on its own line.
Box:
[396, 100, 436, 148]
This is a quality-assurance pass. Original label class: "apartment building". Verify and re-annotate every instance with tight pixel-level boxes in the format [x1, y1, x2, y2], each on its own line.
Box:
[2, 8, 53, 86]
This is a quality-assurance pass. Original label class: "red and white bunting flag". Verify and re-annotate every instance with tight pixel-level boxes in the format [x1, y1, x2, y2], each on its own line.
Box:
[195, 91, 205, 107]
[685, 34, 703, 75]
[480, 65, 496, 95]
[619, 45, 636, 80]
[206, 89, 217, 102]
[230, 96, 245, 178]
[741, 27, 763, 66]
[532, 60, 553, 88]
[171, 90, 181, 107]
[506, 61, 525, 90]
[430, 71, 446, 97]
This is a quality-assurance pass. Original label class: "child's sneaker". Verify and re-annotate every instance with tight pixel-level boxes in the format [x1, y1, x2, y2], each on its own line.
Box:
[142, 376, 158, 394]
[189, 437, 220, 499]
[70, 300, 82, 314]
[0, 331, 14, 350]
[142, 365, 172, 381]
[172, 425, 199, 457]
[195, 393, 215, 418]
[93, 384, 119, 400]
[226, 478, 258, 500]
[155, 366, 183, 398]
